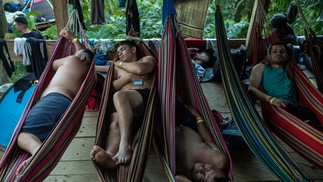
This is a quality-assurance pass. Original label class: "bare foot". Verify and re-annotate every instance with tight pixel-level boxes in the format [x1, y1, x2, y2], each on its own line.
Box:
[91, 145, 116, 169]
[112, 146, 132, 165]
[16, 157, 31, 177]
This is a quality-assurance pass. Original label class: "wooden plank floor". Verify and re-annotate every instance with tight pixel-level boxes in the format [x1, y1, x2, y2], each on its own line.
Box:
[43, 75, 323, 182]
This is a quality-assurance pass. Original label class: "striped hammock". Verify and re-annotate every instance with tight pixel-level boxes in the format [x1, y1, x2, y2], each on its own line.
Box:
[0, 35, 97, 181]
[214, 4, 309, 182]
[261, 64, 323, 170]
[93, 38, 157, 182]
[153, 15, 233, 181]
[295, 0, 323, 93]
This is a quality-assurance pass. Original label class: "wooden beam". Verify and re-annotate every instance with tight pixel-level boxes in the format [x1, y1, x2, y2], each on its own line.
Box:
[52, 0, 68, 35]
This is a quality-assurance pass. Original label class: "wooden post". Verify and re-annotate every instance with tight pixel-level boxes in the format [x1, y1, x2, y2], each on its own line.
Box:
[52, 0, 68, 35]
[245, 0, 270, 63]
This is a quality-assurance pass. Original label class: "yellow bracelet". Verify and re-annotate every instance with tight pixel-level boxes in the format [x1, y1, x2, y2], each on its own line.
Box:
[267, 96, 272, 103]
[196, 117, 203, 121]
[269, 97, 276, 105]
[72, 38, 78, 44]
[196, 116, 205, 124]
[119, 61, 125, 68]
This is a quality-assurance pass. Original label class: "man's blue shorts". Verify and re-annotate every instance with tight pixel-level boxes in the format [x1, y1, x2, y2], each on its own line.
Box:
[22, 92, 71, 141]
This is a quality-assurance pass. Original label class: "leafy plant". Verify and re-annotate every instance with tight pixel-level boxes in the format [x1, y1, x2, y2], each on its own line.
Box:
[38, 0, 322, 39]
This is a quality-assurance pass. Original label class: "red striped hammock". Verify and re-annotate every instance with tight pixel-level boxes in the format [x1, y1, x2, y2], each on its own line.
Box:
[246, 0, 323, 170]
[93, 38, 157, 182]
[261, 65, 323, 170]
[0, 36, 97, 182]
[153, 15, 233, 181]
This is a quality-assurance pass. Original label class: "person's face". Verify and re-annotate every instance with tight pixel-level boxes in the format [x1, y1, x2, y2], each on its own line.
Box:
[15, 22, 24, 32]
[117, 44, 136, 61]
[268, 45, 289, 65]
[192, 163, 221, 182]
[194, 52, 209, 67]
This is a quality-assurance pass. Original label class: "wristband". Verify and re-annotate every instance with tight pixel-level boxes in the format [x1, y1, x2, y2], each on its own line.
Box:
[267, 96, 272, 103]
[72, 38, 78, 44]
[196, 117, 205, 124]
[269, 97, 276, 105]
[119, 61, 125, 68]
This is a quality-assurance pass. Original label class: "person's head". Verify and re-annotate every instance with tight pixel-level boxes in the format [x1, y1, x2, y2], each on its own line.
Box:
[14, 16, 28, 32]
[269, 14, 297, 45]
[193, 49, 216, 68]
[75, 49, 94, 66]
[192, 163, 227, 182]
[267, 41, 290, 66]
[116, 40, 139, 61]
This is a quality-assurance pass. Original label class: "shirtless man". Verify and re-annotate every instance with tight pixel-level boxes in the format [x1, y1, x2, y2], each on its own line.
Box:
[175, 104, 230, 182]
[15, 28, 94, 176]
[91, 40, 156, 168]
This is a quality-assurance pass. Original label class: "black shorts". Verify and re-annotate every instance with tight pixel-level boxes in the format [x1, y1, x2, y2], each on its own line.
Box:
[286, 104, 322, 131]
[22, 93, 71, 141]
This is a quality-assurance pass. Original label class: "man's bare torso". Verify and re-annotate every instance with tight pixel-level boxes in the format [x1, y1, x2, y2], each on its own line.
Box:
[42, 55, 89, 100]
[175, 126, 218, 175]
[115, 59, 154, 91]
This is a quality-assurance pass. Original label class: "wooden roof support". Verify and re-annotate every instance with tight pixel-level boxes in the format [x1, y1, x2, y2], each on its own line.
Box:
[52, 0, 68, 35]
[245, 0, 270, 63]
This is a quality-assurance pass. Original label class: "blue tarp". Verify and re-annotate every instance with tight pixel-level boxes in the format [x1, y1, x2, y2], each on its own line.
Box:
[0, 84, 36, 147]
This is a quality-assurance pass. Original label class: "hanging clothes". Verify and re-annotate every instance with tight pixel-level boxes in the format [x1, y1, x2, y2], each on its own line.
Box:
[91, 0, 105, 24]
[126, 0, 140, 36]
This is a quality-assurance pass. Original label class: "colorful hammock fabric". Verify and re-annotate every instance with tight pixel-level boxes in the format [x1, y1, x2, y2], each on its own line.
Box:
[215, 4, 309, 182]
[245, 0, 280, 65]
[295, 0, 323, 93]
[0, 35, 97, 181]
[153, 13, 233, 181]
[0, 8, 97, 181]
[261, 64, 323, 170]
[93, 39, 157, 182]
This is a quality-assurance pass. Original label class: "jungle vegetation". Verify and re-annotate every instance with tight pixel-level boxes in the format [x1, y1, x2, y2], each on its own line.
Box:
[1, 0, 322, 40]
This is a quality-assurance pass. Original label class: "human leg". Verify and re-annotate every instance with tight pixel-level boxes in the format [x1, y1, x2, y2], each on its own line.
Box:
[91, 113, 119, 169]
[112, 90, 145, 164]
[286, 105, 322, 131]
[16, 132, 42, 175]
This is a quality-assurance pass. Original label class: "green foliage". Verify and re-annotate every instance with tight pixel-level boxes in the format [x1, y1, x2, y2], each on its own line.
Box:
[25, 11, 41, 31]
[267, 1, 323, 36]
[43, 25, 58, 40]
[11, 62, 27, 83]
[37, 0, 322, 39]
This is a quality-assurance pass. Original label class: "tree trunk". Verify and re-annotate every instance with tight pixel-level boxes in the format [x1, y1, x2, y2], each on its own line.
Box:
[0, 0, 8, 38]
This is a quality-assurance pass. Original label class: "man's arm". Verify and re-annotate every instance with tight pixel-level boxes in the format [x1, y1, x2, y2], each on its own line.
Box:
[248, 63, 286, 108]
[248, 63, 272, 102]
[185, 106, 219, 150]
[95, 65, 110, 73]
[114, 56, 156, 75]
[59, 27, 85, 51]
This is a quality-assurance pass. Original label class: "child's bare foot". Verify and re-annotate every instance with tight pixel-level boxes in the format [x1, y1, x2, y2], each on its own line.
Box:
[16, 157, 31, 177]
[91, 145, 116, 169]
[112, 146, 132, 165]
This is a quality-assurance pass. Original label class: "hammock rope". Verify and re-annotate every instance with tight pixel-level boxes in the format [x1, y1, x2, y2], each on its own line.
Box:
[215, 3, 309, 181]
